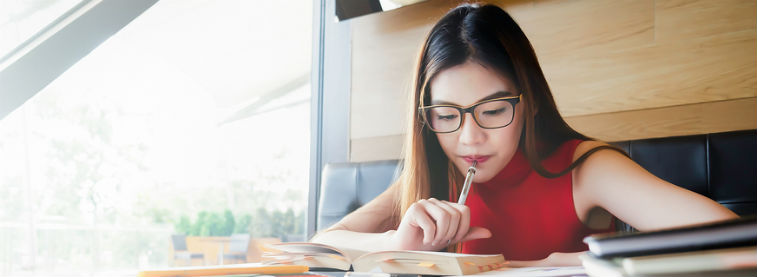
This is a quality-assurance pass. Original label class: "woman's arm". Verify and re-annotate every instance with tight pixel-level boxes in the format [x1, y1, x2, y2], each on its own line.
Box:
[311, 183, 492, 252]
[508, 141, 740, 267]
[310, 184, 401, 252]
[572, 141, 738, 232]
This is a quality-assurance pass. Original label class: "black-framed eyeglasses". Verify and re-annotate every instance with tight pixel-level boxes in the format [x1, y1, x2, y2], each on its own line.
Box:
[418, 94, 521, 133]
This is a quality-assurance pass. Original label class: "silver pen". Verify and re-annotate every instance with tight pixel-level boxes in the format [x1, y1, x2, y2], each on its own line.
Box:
[446, 160, 477, 246]
[457, 160, 477, 205]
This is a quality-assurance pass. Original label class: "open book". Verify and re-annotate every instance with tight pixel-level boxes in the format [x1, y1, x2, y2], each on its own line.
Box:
[262, 242, 507, 275]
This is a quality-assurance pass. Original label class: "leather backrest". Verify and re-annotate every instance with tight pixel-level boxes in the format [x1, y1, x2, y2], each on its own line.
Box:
[612, 130, 756, 216]
[317, 160, 401, 231]
[709, 131, 757, 215]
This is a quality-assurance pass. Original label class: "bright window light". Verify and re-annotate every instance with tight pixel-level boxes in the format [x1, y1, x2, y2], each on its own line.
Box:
[0, 0, 312, 276]
[0, 0, 83, 59]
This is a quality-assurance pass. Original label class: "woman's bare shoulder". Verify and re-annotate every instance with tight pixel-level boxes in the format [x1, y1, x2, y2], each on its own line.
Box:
[572, 140, 624, 162]
[571, 139, 737, 230]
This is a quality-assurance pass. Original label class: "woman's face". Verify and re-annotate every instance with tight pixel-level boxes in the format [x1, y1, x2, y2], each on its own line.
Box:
[428, 60, 524, 183]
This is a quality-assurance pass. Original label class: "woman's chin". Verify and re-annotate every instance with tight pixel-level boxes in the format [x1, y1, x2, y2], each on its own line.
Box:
[472, 171, 495, 183]
[455, 163, 495, 183]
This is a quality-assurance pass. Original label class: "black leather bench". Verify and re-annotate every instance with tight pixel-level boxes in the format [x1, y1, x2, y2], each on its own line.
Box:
[316, 130, 757, 232]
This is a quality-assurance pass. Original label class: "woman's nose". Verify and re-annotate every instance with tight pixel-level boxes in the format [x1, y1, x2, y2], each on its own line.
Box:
[458, 113, 485, 145]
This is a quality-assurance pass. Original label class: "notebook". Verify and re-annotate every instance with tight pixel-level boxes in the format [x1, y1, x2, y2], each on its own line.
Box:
[582, 216, 757, 258]
[263, 242, 507, 275]
[580, 246, 757, 277]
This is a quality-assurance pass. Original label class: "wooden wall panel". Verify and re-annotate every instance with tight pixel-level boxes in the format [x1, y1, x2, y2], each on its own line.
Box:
[541, 0, 757, 117]
[349, 0, 757, 161]
[350, 134, 405, 162]
[515, 0, 655, 59]
[655, 0, 757, 42]
[350, 0, 463, 140]
[546, 29, 756, 116]
[565, 97, 757, 142]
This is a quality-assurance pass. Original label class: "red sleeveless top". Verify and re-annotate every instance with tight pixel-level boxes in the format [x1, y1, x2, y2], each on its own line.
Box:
[460, 139, 613, 260]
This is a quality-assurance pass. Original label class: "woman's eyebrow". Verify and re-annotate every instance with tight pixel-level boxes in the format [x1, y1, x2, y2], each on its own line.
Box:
[431, 91, 514, 105]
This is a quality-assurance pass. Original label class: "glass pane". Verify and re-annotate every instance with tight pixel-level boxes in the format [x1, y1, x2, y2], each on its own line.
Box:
[0, 0, 83, 59]
[0, 0, 312, 275]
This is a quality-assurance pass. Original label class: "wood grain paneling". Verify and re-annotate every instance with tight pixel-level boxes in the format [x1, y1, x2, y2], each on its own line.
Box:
[349, 0, 756, 161]
[516, 0, 655, 59]
[565, 97, 757, 142]
[655, 0, 757, 42]
[546, 29, 756, 117]
[350, 134, 405, 162]
[350, 0, 463, 139]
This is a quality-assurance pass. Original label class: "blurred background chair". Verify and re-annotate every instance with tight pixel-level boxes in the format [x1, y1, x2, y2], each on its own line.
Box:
[171, 234, 205, 266]
[222, 233, 251, 264]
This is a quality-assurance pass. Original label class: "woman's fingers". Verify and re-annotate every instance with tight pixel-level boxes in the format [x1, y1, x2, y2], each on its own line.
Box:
[407, 202, 436, 245]
[404, 198, 487, 248]
[460, 226, 492, 242]
[449, 203, 471, 243]
[428, 198, 461, 244]
[416, 199, 451, 245]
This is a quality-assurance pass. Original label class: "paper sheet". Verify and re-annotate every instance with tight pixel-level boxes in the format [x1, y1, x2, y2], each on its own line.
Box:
[456, 266, 587, 277]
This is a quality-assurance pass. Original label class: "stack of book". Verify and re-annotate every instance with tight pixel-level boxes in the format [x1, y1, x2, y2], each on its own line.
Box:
[580, 216, 757, 277]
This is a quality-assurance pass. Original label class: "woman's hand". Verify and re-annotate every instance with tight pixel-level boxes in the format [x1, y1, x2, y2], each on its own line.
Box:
[388, 198, 491, 251]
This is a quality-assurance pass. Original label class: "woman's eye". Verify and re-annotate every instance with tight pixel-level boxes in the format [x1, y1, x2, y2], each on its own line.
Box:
[482, 107, 506, 116]
[436, 114, 458, 121]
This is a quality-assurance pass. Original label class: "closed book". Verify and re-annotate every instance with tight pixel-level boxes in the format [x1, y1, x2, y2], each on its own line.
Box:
[263, 242, 507, 275]
[621, 246, 757, 276]
[579, 254, 625, 277]
[580, 247, 757, 277]
[583, 216, 756, 258]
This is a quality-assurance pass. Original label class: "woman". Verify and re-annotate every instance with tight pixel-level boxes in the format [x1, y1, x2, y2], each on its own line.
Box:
[311, 3, 737, 266]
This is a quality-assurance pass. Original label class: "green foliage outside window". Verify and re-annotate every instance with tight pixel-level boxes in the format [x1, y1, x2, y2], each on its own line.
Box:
[173, 208, 304, 239]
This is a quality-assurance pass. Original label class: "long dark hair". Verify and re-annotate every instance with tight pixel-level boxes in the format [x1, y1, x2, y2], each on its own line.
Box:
[397, 3, 624, 214]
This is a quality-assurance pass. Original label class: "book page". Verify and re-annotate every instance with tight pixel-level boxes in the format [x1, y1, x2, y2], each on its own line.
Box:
[264, 242, 369, 262]
[266, 242, 344, 255]
[399, 251, 501, 257]
[366, 250, 501, 258]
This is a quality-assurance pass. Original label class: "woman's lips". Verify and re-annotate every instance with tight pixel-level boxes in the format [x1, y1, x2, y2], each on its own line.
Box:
[462, 155, 490, 165]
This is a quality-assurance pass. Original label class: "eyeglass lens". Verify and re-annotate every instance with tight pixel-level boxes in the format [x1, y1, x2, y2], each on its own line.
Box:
[427, 100, 515, 132]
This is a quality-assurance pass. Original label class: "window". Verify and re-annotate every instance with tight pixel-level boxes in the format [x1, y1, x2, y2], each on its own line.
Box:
[0, 0, 312, 275]
[0, 0, 83, 58]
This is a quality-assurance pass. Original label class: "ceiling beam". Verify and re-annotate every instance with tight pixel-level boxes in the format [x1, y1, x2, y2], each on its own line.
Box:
[0, 0, 159, 120]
